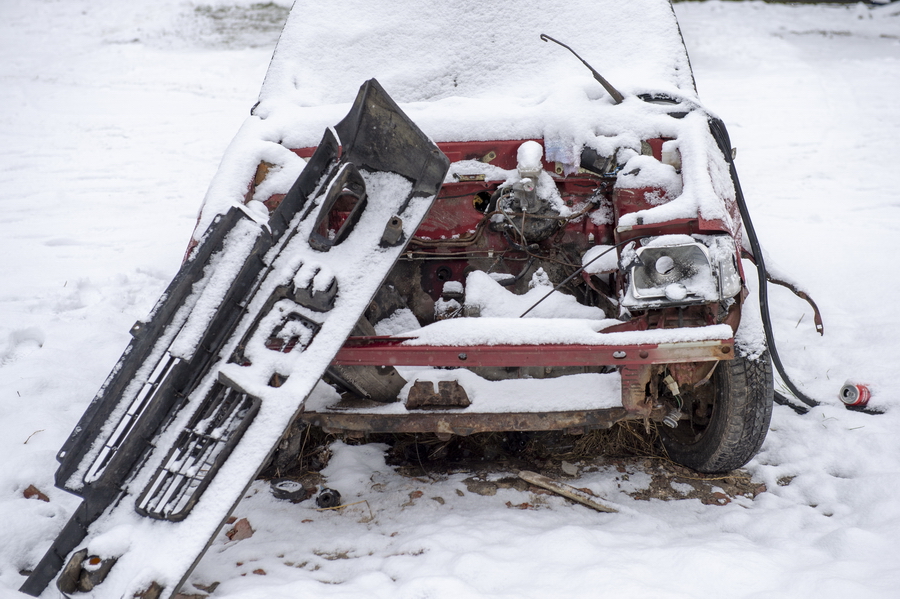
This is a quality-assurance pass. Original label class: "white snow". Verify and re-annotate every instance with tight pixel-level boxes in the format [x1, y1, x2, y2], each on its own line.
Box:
[464, 270, 607, 320]
[303, 370, 623, 416]
[2, 1, 900, 599]
[615, 154, 684, 200]
[402, 318, 732, 349]
[581, 244, 619, 274]
[256, 0, 695, 142]
[515, 141, 544, 173]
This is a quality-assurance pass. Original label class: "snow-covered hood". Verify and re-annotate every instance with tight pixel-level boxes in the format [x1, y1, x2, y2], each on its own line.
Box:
[254, 0, 697, 146]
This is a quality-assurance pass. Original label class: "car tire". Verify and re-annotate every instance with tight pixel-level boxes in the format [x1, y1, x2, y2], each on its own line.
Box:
[660, 348, 774, 473]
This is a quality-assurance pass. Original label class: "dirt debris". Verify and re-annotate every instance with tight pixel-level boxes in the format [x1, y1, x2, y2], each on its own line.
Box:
[617, 458, 767, 504]
[463, 476, 529, 497]
[225, 518, 254, 542]
[257, 425, 767, 508]
[463, 478, 498, 496]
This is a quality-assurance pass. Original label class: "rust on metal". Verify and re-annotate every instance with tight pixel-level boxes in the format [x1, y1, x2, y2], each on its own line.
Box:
[669, 360, 717, 389]
[298, 404, 667, 436]
[406, 380, 471, 409]
[619, 364, 653, 416]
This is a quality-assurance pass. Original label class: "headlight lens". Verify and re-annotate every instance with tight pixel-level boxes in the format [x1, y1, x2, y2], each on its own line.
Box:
[622, 235, 741, 308]
[711, 236, 742, 299]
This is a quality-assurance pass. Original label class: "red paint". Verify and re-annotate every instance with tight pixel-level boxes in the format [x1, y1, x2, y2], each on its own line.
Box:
[333, 336, 734, 367]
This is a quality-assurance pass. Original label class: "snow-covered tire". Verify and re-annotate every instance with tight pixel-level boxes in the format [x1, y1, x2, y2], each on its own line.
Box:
[660, 349, 774, 473]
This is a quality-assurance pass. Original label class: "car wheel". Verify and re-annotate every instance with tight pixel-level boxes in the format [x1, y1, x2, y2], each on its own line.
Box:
[660, 348, 774, 473]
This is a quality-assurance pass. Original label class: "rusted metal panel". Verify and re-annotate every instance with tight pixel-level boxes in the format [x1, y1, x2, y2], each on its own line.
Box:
[406, 380, 471, 409]
[298, 405, 667, 436]
[620, 364, 653, 417]
[333, 337, 734, 367]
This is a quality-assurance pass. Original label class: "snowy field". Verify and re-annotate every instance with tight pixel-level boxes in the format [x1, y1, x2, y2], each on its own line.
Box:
[2, 1, 900, 597]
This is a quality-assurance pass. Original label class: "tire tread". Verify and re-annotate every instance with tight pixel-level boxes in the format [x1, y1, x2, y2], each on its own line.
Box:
[662, 349, 774, 473]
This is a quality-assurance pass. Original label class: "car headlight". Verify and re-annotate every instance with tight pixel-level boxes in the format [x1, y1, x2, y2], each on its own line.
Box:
[622, 235, 741, 308]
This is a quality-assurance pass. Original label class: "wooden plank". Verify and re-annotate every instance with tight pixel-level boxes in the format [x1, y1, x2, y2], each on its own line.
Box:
[518, 470, 618, 513]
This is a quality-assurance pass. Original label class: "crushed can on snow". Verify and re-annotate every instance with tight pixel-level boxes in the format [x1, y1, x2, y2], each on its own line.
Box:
[839, 382, 871, 408]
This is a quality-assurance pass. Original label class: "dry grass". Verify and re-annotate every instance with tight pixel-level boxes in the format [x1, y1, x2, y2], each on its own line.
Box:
[262, 419, 668, 479]
[561, 420, 665, 462]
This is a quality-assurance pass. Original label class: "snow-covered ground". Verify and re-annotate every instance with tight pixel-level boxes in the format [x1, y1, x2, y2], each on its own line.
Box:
[1, 1, 899, 597]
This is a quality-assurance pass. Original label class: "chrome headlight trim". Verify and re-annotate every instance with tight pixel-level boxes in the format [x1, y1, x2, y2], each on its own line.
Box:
[622, 234, 742, 309]
[710, 235, 742, 300]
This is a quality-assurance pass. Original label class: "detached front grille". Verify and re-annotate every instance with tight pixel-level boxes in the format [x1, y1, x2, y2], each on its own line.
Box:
[135, 383, 259, 521]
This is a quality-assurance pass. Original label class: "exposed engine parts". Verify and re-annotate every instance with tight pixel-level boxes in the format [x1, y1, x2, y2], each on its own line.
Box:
[489, 141, 570, 244]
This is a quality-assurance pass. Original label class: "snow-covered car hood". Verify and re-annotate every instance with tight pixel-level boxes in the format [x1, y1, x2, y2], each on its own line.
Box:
[255, 0, 697, 146]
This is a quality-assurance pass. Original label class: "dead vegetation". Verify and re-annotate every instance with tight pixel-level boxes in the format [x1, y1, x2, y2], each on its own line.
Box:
[375, 420, 666, 474]
[260, 420, 765, 506]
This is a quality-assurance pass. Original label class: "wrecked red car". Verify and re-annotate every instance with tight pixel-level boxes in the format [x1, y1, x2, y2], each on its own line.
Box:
[23, 2, 792, 597]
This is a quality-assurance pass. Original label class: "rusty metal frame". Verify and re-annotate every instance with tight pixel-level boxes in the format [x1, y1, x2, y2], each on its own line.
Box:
[299, 401, 669, 436]
[299, 335, 734, 436]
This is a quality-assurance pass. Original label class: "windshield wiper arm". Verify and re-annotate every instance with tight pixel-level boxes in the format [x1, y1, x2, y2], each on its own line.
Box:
[540, 33, 625, 105]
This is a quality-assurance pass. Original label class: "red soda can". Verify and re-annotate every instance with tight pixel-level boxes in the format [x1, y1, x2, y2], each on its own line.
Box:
[839, 382, 871, 408]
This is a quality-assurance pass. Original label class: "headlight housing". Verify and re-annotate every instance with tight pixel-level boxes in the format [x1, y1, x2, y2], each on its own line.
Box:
[621, 234, 741, 309]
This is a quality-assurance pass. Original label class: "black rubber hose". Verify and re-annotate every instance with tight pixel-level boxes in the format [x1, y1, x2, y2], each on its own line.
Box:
[708, 117, 819, 412]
